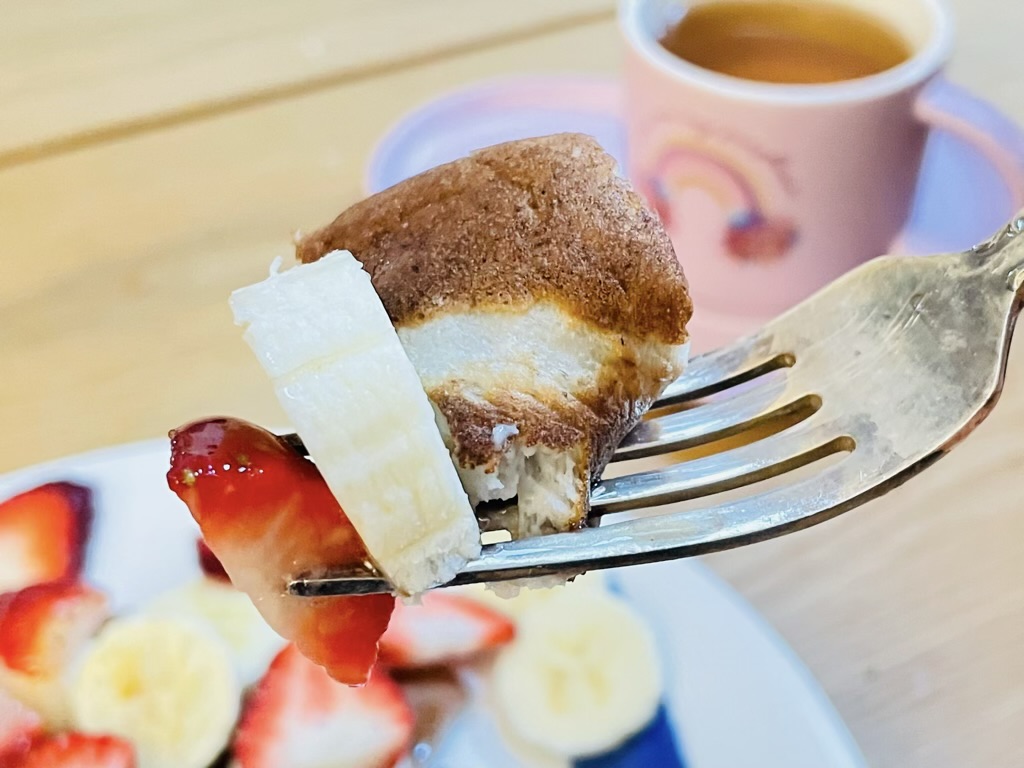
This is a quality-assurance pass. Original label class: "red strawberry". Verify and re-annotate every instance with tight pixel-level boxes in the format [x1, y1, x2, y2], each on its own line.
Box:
[0, 482, 93, 593]
[234, 644, 414, 768]
[0, 581, 108, 676]
[16, 732, 135, 768]
[196, 538, 231, 584]
[379, 592, 514, 668]
[0, 689, 41, 766]
[0, 581, 109, 726]
[167, 418, 395, 685]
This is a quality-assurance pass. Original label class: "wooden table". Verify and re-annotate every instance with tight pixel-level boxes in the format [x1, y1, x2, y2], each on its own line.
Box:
[2, 2, 1021, 764]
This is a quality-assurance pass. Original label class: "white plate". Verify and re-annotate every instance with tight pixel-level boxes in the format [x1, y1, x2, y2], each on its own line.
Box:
[0, 440, 865, 767]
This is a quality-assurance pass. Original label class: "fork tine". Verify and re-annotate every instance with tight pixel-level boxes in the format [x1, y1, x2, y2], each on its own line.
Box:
[290, 215, 1024, 598]
[400, 375, 813, 533]
[593, 421, 850, 514]
[614, 380, 817, 460]
[292, 420, 858, 595]
[289, 442, 862, 597]
[655, 338, 792, 406]
[428, 446, 871, 587]
[278, 342, 796, 460]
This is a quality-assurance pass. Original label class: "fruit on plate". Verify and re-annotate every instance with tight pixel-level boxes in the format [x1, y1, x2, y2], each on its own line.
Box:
[167, 418, 395, 685]
[0, 482, 93, 593]
[0, 580, 109, 727]
[70, 615, 240, 768]
[195, 539, 230, 583]
[0, 688, 42, 765]
[233, 644, 414, 768]
[146, 578, 286, 688]
[15, 732, 136, 768]
[230, 249, 480, 595]
[379, 592, 515, 668]
[491, 586, 662, 758]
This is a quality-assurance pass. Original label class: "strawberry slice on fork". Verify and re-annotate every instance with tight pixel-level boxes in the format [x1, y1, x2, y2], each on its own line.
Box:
[167, 417, 395, 685]
[195, 538, 231, 584]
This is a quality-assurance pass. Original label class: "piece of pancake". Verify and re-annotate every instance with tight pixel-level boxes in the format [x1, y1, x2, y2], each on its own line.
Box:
[296, 133, 692, 537]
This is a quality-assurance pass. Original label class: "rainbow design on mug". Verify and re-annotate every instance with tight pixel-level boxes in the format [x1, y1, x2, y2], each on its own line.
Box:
[641, 141, 798, 262]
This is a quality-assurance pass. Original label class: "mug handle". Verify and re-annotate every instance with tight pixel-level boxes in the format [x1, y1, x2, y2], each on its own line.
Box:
[914, 76, 1024, 208]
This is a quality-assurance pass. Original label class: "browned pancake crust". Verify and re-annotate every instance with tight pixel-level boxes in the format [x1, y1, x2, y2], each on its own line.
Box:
[295, 134, 692, 343]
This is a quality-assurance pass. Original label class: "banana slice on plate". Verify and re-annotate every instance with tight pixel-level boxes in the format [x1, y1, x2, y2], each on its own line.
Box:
[70, 615, 240, 768]
[492, 587, 662, 758]
[230, 249, 480, 595]
[146, 578, 286, 687]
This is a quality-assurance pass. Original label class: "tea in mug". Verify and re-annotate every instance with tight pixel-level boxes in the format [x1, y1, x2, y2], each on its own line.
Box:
[659, 1, 913, 84]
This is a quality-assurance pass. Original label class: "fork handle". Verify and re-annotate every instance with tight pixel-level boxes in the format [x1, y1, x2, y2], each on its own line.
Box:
[967, 214, 1024, 294]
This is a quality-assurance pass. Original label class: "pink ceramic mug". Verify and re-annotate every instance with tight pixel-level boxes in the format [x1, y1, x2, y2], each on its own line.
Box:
[621, 0, 1024, 332]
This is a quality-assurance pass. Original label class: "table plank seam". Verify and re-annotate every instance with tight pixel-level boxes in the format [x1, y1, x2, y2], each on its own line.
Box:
[0, 8, 614, 174]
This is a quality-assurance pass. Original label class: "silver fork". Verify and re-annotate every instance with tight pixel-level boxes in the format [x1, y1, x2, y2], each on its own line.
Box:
[290, 213, 1024, 597]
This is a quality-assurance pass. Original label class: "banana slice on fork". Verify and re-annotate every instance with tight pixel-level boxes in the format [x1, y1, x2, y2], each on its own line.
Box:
[230, 250, 480, 595]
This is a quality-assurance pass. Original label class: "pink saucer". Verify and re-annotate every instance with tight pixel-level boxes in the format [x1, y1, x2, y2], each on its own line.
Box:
[367, 76, 1024, 351]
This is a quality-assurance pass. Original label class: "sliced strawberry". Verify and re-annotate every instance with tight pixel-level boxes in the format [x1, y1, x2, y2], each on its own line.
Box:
[0, 581, 109, 727]
[0, 581, 108, 676]
[196, 538, 231, 584]
[0, 482, 93, 593]
[16, 732, 135, 768]
[234, 644, 413, 768]
[379, 592, 515, 668]
[167, 418, 395, 685]
[0, 689, 42, 766]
